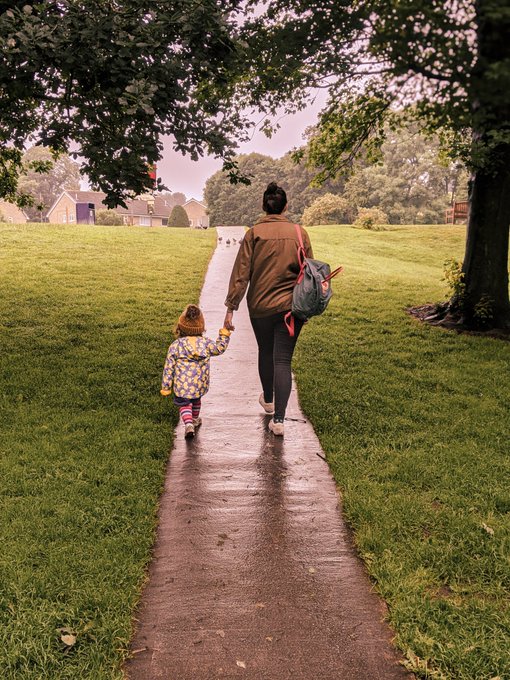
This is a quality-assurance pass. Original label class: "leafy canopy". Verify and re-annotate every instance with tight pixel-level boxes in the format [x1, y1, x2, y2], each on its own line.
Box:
[3, 1, 508, 213]
[230, 1, 508, 329]
[232, 1, 507, 177]
[161, 192, 187, 208]
[0, 0, 246, 207]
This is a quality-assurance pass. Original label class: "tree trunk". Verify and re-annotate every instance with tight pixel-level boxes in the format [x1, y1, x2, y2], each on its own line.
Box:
[462, 156, 510, 328]
[458, 0, 510, 329]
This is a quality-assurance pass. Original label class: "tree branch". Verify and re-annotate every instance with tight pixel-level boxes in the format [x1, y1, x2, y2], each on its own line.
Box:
[405, 60, 453, 83]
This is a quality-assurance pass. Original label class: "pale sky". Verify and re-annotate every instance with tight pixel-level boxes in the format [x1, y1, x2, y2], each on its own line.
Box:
[158, 93, 328, 201]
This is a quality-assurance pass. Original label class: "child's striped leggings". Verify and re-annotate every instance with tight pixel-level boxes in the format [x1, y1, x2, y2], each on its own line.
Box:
[178, 399, 201, 425]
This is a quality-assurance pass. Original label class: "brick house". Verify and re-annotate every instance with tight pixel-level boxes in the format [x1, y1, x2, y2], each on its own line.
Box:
[0, 200, 28, 223]
[47, 191, 209, 227]
[183, 199, 209, 228]
[47, 191, 180, 226]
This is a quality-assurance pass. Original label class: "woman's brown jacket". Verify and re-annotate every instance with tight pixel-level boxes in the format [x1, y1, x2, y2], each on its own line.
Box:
[224, 214, 314, 318]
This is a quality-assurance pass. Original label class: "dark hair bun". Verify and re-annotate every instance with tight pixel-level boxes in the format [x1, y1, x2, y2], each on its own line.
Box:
[186, 305, 201, 320]
[263, 182, 287, 214]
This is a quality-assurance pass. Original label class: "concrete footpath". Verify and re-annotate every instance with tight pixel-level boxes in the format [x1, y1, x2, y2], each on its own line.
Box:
[125, 228, 411, 680]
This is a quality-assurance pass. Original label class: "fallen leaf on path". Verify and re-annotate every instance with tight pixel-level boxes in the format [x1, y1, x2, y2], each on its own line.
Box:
[265, 636, 273, 642]
[308, 567, 317, 574]
[255, 602, 266, 608]
[236, 660, 246, 669]
[216, 629, 225, 638]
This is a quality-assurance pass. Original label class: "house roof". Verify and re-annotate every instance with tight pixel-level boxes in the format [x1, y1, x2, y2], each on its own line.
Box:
[65, 190, 108, 205]
[46, 190, 107, 218]
[183, 198, 207, 209]
[0, 200, 29, 221]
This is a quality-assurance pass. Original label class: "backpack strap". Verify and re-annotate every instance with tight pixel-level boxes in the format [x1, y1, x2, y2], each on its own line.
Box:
[323, 265, 344, 282]
[284, 225, 307, 337]
[294, 222, 305, 250]
[284, 311, 295, 338]
[294, 223, 307, 284]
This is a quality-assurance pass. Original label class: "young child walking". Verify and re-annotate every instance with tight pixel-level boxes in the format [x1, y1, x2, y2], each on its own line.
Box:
[161, 304, 231, 439]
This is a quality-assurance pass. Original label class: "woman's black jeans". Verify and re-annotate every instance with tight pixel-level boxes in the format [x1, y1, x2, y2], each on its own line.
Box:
[250, 312, 304, 421]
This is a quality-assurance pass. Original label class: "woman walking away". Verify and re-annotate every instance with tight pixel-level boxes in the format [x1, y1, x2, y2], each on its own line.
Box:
[223, 182, 313, 437]
[161, 304, 232, 439]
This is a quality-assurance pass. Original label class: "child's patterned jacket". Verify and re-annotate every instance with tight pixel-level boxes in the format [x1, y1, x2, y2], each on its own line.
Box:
[160, 329, 231, 399]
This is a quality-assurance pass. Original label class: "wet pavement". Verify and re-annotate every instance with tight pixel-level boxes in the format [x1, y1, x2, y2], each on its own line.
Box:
[125, 228, 411, 680]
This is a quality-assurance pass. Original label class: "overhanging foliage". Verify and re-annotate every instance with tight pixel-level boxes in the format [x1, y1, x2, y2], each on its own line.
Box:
[0, 0, 247, 207]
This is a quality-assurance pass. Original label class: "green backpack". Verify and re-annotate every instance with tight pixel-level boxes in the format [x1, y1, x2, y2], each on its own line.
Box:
[284, 224, 343, 337]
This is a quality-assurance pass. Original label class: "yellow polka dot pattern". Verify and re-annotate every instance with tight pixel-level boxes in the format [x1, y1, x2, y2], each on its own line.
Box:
[161, 332, 230, 399]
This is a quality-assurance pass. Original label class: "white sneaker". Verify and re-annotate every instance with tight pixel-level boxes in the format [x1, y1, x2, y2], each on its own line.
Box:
[184, 423, 195, 439]
[268, 419, 284, 436]
[259, 393, 274, 414]
[193, 417, 202, 428]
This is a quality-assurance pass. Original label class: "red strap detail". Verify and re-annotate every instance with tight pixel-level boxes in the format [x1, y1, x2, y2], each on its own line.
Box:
[294, 224, 307, 284]
[284, 311, 295, 338]
[323, 266, 344, 283]
[294, 222, 305, 250]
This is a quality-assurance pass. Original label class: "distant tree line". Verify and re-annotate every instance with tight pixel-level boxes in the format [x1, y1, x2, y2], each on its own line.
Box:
[204, 151, 345, 227]
[205, 127, 468, 227]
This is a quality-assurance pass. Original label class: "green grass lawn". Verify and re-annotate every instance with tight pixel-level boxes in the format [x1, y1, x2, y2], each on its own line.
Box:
[295, 225, 510, 680]
[0, 223, 215, 679]
[2, 221, 508, 679]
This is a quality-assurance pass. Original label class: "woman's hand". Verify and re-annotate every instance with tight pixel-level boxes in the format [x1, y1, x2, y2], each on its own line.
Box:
[223, 310, 235, 331]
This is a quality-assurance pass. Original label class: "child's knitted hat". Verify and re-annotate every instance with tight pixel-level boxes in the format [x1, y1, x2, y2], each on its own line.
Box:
[177, 304, 205, 336]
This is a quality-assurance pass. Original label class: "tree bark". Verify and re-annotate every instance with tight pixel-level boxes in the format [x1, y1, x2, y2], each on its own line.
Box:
[459, 0, 510, 329]
[462, 157, 510, 328]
